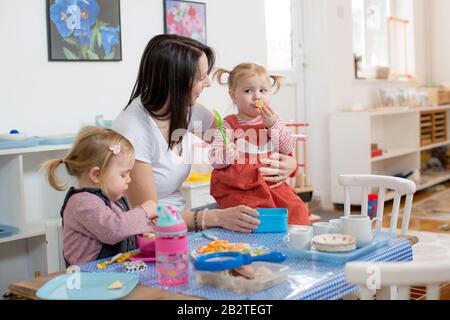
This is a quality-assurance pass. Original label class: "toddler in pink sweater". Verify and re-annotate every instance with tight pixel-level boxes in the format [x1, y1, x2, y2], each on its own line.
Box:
[42, 126, 157, 265]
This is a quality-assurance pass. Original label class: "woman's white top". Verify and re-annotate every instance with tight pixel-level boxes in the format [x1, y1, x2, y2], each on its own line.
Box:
[113, 97, 214, 210]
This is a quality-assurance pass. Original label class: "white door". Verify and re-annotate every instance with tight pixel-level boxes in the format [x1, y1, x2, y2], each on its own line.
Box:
[265, 0, 307, 125]
[265, 0, 308, 188]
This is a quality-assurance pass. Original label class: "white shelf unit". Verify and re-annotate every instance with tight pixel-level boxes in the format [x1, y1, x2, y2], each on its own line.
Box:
[0, 145, 72, 298]
[181, 181, 216, 210]
[330, 106, 450, 205]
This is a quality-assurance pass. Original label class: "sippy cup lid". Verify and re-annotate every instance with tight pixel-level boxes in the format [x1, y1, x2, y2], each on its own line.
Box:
[154, 205, 187, 236]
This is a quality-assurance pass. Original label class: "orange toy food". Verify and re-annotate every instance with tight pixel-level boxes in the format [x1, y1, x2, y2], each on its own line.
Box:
[196, 240, 267, 256]
[255, 99, 265, 109]
[142, 232, 157, 239]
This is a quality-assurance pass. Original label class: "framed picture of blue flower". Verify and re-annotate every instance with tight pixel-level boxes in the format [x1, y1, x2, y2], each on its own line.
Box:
[164, 0, 207, 45]
[46, 0, 122, 61]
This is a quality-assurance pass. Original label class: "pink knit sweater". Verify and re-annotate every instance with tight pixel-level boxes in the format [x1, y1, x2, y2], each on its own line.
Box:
[63, 192, 154, 265]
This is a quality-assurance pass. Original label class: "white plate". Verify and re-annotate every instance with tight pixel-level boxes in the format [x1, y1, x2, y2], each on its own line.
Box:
[312, 234, 356, 253]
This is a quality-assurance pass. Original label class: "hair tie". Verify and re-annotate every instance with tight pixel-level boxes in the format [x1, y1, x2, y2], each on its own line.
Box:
[109, 145, 121, 155]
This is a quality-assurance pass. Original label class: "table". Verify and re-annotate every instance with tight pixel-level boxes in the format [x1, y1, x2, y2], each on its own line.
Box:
[9, 229, 417, 300]
[9, 230, 416, 300]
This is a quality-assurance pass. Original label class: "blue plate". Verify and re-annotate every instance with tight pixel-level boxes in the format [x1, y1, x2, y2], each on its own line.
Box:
[277, 231, 397, 264]
[0, 225, 19, 238]
[0, 137, 39, 149]
[37, 135, 75, 145]
[36, 273, 139, 300]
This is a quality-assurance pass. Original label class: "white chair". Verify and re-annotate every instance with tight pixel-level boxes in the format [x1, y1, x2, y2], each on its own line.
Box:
[345, 259, 450, 300]
[45, 218, 66, 273]
[339, 175, 417, 234]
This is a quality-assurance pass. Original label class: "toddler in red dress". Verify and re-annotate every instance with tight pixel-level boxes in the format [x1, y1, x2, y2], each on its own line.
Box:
[209, 63, 310, 225]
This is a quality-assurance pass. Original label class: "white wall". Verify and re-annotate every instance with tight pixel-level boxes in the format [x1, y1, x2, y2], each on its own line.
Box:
[0, 0, 266, 136]
[0, 0, 435, 209]
[430, 0, 450, 84]
[196, 0, 267, 114]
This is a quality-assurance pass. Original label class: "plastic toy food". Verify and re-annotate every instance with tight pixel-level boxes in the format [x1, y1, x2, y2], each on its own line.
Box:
[142, 232, 157, 239]
[96, 252, 140, 269]
[108, 280, 124, 290]
[230, 265, 273, 279]
[196, 240, 268, 256]
[122, 261, 148, 273]
[255, 100, 265, 109]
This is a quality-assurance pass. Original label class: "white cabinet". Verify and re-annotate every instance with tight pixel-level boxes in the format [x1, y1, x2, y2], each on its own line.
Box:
[181, 182, 216, 210]
[0, 145, 72, 297]
[330, 106, 450, 205]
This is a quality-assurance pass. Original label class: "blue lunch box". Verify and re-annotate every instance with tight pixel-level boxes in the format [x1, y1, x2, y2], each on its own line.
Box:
[253, 208, 288, 233]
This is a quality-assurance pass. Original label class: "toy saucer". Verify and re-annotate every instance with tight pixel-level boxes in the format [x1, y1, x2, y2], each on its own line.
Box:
[312, 234, 356, 253]
[130, 252, 156, 262]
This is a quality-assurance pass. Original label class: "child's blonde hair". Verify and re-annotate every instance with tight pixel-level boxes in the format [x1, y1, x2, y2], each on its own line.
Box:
[42, 126, 134, 192]
[213, 63, 284, 94]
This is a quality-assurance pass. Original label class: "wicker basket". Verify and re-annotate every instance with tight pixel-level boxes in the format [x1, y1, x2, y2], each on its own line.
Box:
[426, 87, 450, 106]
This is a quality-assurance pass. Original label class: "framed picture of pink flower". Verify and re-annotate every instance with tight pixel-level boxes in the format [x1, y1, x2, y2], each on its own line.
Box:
[164, 0, 207, 45]
[46, 0, 122, 61]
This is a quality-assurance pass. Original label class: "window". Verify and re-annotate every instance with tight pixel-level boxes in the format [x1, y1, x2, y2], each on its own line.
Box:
[265, 0, 293, 70]
[352, 0, 392, 68]
[353, 0, 415, 80]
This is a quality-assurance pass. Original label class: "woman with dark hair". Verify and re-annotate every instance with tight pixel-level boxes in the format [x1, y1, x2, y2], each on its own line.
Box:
[113, 34, 298, 233]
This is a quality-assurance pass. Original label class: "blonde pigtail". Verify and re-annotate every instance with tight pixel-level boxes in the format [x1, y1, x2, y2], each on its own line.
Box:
[270, 75, 285, 94]
[41, 158, 67, 191]
[212, 68, 231, 86]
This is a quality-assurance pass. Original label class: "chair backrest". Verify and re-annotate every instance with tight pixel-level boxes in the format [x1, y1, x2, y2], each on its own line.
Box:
[45, 218, 65, 273]
[345, 259, 450, 300]
[339, 175, 417, 234]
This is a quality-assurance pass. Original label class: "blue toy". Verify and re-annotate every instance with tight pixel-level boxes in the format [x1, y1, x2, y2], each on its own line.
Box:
[193, 250, 287, 272]
[253, 208, 288, 233]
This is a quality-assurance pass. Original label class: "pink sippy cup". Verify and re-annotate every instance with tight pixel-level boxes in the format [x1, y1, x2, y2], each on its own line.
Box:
[154, 205, 189, 286]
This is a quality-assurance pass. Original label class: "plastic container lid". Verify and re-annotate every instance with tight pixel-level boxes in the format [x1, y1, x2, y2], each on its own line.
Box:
[154, 205, 187, 236]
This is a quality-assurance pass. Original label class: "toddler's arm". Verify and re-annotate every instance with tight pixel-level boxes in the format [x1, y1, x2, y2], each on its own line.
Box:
[208, 120, 236, 169]
[139, 200, 158, 219]
[72, 194, 155, 245]
[268, 119, 296, 155]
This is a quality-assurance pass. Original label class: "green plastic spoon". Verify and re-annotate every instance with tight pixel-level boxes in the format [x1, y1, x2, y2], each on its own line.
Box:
[213, 110, 230, 144]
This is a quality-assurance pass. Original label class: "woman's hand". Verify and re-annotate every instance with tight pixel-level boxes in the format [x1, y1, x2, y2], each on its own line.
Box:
[259, 153, 297, 188]
[209, 205, 260, 233]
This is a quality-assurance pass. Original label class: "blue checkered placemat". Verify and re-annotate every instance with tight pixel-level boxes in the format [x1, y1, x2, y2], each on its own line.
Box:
[79, 229, 412, 300]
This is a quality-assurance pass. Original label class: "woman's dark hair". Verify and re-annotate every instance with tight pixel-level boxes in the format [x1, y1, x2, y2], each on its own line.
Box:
[127, 34, 215, 149]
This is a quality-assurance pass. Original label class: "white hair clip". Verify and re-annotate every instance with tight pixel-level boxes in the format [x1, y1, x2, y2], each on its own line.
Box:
[109, 145, 121, 155]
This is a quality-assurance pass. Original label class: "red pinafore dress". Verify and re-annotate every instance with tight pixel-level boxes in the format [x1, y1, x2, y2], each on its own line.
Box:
[210, 115, 310, 225]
